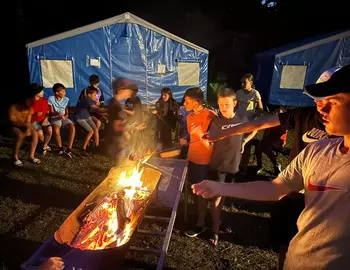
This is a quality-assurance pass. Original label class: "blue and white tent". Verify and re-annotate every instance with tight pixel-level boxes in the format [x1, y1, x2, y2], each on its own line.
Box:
[253, 30, 350, 106]
[26, 12, 209, 105]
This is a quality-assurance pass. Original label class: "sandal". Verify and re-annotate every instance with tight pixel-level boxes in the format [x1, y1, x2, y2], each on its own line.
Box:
[29, 158, 41, 164]
[14, 159, 24, 167]
[209, 232, 219, 246]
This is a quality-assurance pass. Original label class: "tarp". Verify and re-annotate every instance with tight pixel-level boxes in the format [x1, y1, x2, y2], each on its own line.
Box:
[27, 13, 209, 106]
[253, 30, 350, 106]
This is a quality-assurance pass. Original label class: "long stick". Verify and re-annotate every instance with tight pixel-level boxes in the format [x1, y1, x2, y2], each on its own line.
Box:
[154, 139, 203, 155]
[143, 162, 180, 180]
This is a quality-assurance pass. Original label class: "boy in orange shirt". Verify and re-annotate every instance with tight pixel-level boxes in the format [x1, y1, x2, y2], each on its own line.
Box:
[180, 87, 217, 237]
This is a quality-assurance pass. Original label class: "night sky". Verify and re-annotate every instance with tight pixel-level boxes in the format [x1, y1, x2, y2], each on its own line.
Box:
[16, 0, 350, 91]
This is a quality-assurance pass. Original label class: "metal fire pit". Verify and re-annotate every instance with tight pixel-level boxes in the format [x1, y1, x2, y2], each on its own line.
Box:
[21, 166, 161, 270]
[21, 157, 188, 270]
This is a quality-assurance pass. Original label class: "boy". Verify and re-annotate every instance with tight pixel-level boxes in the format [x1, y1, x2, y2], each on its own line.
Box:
[181, 87, 216, 238]
[78, 74, 107, 125]
[49, 83, 75, 158]
[30, 83, 52, 155]
[75, 86, 107, 155]
[8, 89, 40, 166]
[207, 88, 256, 245]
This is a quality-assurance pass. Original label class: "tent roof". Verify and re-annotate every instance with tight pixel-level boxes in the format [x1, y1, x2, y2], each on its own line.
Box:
[26, 12, 209, 54]
[255, 29, 350, 58]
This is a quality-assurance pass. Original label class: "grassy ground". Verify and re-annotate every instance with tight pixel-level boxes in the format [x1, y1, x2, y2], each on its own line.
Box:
[0, 129, 292, 270]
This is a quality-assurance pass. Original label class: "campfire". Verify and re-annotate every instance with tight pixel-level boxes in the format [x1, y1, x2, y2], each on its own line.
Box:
[71, 166, 151, 250]
[54, 160, 162, 252]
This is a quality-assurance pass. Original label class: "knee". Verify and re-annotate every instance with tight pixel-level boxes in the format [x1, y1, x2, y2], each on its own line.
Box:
[96, 120, 101, 128]
[93, 128, 99, 134]
[47, 127, 53, 135]
[69, 124, 75, 132]
[53, 127, 61, 136]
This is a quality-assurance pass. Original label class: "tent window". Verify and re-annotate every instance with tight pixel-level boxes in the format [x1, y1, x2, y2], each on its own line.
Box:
[157, 63, 166, 74]
[178, 62, 200, 86]
[40, 60, 74, 88]
[280, 65, 307, 89]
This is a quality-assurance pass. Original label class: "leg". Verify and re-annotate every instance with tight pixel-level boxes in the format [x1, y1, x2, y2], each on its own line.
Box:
[43, 126, 52, 149]
[37, 129, 44, 143]
[28, 127, 39, 160]
[255, 141, 263, 169]
[83, 130, 94, 150]
[66, 123, 75, 150]
[196, 196, 208, 227]
[53, 124, 62, 148]
[211, 196, 224, 234]
[11, 127, 25, 160]
[87, 117, 99, 147]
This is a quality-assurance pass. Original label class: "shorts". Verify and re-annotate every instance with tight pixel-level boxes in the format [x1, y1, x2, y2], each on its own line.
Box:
[32, 121, 51, 131]
[51, 118, 73, 128]
[11, 125, 27, 133]
[208, 169, 238, 183]
[187, 161, 209, 185]
[76, 117, 97, 132]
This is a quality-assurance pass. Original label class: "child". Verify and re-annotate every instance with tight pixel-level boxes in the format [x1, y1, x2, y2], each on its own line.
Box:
[8, 89, 41, 166]
[48, 83, 75, 158]
[30, 83, 52, 155]
[207, 88, 257, 245]
[75, 86, 107, 155]
[153, 87, 179, 150]
[77, 74, 107, 125]
[182, 87, 216, 238]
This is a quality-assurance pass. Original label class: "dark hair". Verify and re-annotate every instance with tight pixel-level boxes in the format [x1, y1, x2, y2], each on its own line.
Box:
[52, 83, 66, 94]
[156, 87, 178, 114]
[241, 73, 255, 89]
[218, 88, 236, 99]
[89, 74, 100, 85]
[184, 87, 204, 104]
[86, 86, 98, 95]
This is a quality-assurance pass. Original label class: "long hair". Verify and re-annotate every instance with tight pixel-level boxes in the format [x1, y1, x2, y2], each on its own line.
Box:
[156, 88, 178, 115]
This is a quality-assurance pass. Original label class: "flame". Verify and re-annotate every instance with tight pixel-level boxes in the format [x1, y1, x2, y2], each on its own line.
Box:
[72, 157, 153, 250]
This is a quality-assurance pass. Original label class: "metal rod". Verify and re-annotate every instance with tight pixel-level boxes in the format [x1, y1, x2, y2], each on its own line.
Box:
[154, 139, 203, 155]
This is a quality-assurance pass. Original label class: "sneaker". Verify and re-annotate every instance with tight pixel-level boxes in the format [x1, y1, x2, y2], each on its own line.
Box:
[65, 149, 73, 158]
[58, 148, 65, 156]
[185, 225, 207, 238]
[257, 168, 265, 175]
[46, 146, 52, 152]
[80, 149, 88, 157]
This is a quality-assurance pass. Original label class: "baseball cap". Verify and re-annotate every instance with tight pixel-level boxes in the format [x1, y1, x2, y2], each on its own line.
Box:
[28, 83, 44, 97]
[304, 64, 350, 100]
[113, 78, 138, 93]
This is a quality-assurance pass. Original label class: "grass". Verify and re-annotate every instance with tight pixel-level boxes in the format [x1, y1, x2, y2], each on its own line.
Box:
[0, 129, 293, 270]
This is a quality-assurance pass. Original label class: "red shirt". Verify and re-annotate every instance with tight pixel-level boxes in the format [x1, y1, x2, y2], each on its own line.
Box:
[31, 98, 49, 123]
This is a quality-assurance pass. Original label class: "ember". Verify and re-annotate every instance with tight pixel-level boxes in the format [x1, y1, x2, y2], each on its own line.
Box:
[71, 164, 153, 250]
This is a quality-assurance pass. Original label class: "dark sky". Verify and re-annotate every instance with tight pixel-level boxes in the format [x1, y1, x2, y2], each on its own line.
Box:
[16, 0, 350, 89]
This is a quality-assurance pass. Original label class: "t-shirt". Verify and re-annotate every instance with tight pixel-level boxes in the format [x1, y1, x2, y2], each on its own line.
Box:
[48, 96, 69, 116]
[209, 113, 248, 174]
[236, 89, 261, 120]
[187, 108, 217, 165]
[31, 98, 49, 123]
[177, 106, 191, 139]
[278, 107, 328, 160]
[75, 98, 96, 120]
[279, 138, 350, 270]
[107, 98, 126, 136]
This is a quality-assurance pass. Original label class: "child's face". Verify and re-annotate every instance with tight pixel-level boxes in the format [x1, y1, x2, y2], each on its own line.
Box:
[184, 96, 199, 111]
[218, 96, 236, 118]
[88, 92, 98, 101]
[241, 78, 253, 90]
[162, 93, 170, 102]
[56, 88, 66, 98]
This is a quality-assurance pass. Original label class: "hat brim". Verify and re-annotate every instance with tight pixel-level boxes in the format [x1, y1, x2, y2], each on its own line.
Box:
[304, 80, 338, 100]
[118, 84, 138, 92]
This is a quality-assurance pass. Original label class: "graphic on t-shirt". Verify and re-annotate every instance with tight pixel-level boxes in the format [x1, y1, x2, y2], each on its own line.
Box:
[307, 176, 348, 192]
[302, 128, 329, 143]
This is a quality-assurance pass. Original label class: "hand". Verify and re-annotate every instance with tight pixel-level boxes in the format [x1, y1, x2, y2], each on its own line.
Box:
[192, 180, 222, 199]
[96, 101, 101, 107]
[241, 140, 246, 153]
[61, 115, 67, 120]
[135, 123, 147, 131]
[24, 128, 31, 136]
[42, 119, 49, 126]
[37, 112, 43, 117]
[37, 257, 64, 270]
[151, 110, 157, 115]
[179, 138, 188, 146]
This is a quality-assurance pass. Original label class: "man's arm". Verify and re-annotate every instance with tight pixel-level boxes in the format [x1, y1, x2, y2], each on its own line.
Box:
[256, 99, 263, 110]
[90, 104, 108, 114]
[49, 105, 61, 117]
[207, 114, 281, 141]
[192, 177, 292, 201]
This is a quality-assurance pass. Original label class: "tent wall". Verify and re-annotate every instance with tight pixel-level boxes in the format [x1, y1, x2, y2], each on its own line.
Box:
[253, 30, 350, 107]
[27, 23, 208, 106]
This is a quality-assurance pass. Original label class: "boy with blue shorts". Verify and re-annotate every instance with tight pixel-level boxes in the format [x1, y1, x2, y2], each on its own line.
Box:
[49, 83, 75, 157]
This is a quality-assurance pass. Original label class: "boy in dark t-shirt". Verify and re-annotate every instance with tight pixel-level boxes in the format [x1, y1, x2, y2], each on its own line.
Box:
[207, 88, 257, 245]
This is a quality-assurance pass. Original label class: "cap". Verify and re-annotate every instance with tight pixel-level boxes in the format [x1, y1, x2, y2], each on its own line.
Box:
[29, 83, 44, 97]
[304, 65, 350, 100]
[113, 78, 138, 93]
